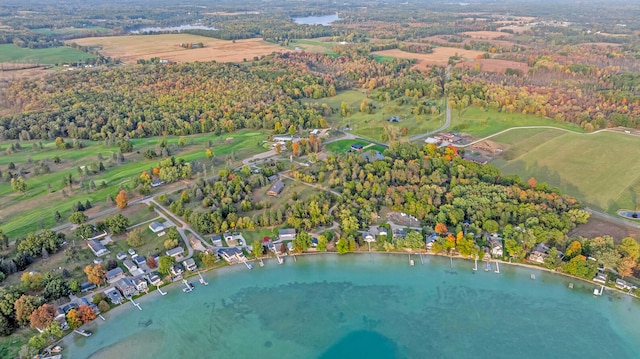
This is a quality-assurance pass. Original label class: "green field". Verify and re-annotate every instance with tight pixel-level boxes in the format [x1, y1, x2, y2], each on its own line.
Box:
[451, 106, 584, 137]
[324, 139, 370, 153]
[0, 131, 268, 239]
[32, 26, 111, 36]
[287, 39, 339, 57]
[491, 129, 640, 214]
[305, 90, 444, 141]
[0, 44, 95, 64]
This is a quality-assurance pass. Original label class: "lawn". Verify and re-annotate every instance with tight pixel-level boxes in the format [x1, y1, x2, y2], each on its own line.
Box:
[0, 44, 95, 64]
[450, 106, 584, 138]
[304, 90, 444, 141]
[324, 140, 370, 153]
[0, 328, 36, 359]
[287, 39, 339, 57]
[491, 130, 640, 214]
[0, 130, 268, 239]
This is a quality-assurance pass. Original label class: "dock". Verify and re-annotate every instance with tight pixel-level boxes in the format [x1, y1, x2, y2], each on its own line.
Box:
[157, 285, 167, 296]
[594, 285, 604, 296]
[494, 261, 500, 274]
[130, 298, 142, 311]
[473, 255, 478, 272]
[73, 329, 92, 337]
[259, 258, 264, 267]
[198, 271, 208, 286]
[409, 253, 414, 266]
[182, 279, 194, 293]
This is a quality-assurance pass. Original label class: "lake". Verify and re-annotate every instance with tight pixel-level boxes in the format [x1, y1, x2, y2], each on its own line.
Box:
[292, 13, 341, 26]
[129, 25, 218, 34]
[64, 254, 640, 359]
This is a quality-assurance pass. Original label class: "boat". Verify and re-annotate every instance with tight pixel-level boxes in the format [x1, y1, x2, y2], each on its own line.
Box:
[74, 329, 92, 337]
[182, 287, 192, 293]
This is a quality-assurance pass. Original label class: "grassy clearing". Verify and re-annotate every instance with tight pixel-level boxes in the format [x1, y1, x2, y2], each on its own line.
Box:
[0, 327, 36, 358]
[0, 44, 94, 64]
[304, 90, 444, 141]
[372, 54, 395, 63]
[32, 27, 110, 36]
[242, 228, 282, 243]
[491, 130, 640, 214]
[324, 139, 369, 153]
[0, 130, 267, 239]
[287, 39, 339, 57]
[450, 106, 584, 138]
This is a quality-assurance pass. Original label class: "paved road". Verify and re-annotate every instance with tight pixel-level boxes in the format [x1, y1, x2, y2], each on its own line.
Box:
[410, 65, 452, 143]
[585, 207, 640, 229]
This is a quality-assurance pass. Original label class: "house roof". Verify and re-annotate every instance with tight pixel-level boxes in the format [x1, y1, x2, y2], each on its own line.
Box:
[351, 143, 364, 149]
[87, 239, 108, 255]
[279, 228, 296, 236]
[123, 259, 137, 269]
[133, 255, 146, 265]
[149, 221, 164, 232]
[166, 246, 185, 257]
[116, 277, 135, 289]
[184, 258, 196, 267]
[106, 267, 124, 280]
[267, 175, 278, 182]
[268, 180, 285, 195]
[219, 247, 243, 256]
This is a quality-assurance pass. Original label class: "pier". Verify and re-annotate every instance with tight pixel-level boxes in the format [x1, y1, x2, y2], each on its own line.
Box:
[157, 285, 167, 296]
[198, 271, 208, 286]
[419, 253, 424, 265]
[73, 329, 92, 337]
[594, 285, 604, 296]
[473, 255, 478, 272]
[494, 261, 500, 274]
[99, 314, 106, 321]
[259, 258, 264, 267]
[130, 298, 142, 311]
[182, 279, 194, 293]
[409, 253, 414, 266]
[272, 247, 284, 264]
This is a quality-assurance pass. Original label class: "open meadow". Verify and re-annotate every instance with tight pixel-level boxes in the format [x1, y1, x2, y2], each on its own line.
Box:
[490, 129, 640, 214]
[303, 90, 444, 141]
[372, 47, 484, 67]
[0, 44, 94, 64]
[69, 34, 286, 64]
[0, 131, 268, 239]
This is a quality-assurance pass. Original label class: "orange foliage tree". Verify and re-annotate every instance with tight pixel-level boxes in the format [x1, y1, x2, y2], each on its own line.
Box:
[435, 222, 448, 235]
[66, 309, 82, 329]
[527, 177, 537, 189]
[77, 305, 97, 323]
[115, 189, 128, 209]
[30, 304, 56, 330]
[84, 263, 106, 286]
[291, 142, 300, 156]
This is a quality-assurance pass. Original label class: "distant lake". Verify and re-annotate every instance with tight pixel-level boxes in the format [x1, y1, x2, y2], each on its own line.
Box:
[129, 25, 218, 34]
[293, 13, 340, 26]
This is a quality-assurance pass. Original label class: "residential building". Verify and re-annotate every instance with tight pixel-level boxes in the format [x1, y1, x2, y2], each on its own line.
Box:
[123, 259, 138, 273]
[80, 281, 97, 293]
[149, 221, 165, 233]
[278, 228, 297, 241]
[487, 234, 503, 257]
[132, 255, 146, 267]
[615, 278, 637, 291]
[116, 277, 138, 298]
[105, 267, 125, 283]
[166, 246, 185, 260]
[104, 287, 124, 304]
[170, 264, 184, 277]
[393, 229, 407, 240]
[146, 272, 163, 286]
[87, 239, 109, 257]
[267, 180, 285, 196]
[218, 247, 245, 264]
[183, 258, 197, 272]
[116, 252, 127, 260]
[132, 277, 148, 292]
[593, 272, 607, 284]
[211, 234, 223, 246]
[267, 175, 278, 182]
[151, 179, 164, 187]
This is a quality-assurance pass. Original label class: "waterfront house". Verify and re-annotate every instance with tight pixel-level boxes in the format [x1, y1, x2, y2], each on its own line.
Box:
[87, 239, 109, 257]
[104, 287, 124, 304]
[393, 229, 407, 240]
[132, 255, 146, 267]
[593, 272, 607, 284]
[278, 228, 297, 241]
[133, 277, 148, 292]
[615, 278, 637, 291]
[487, 234, 503, 257]
[369, 225, 388, 237]
[218, 247, 245, 264]
[171, 264, 184, 277]
[80, 297, 101, 315]
[425, 233, 438, 250]
[106, 267, 125, 283]
[116, 277, 138, 298]
[123, 259, 138, 273]
[183, 258, 198, 272]
[362, 232, 375, 242]
[528, 250, 547, 264]
[146, 272, 163, 286]
[267, 180, 285, 196]
[166, 246, 185, 260]
[149, 221, 165, 234]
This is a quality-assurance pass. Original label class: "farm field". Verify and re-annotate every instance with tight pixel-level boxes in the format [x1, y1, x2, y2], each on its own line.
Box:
[69, 34, 285, 64]
[0, 130, 268, 239]
[303, 90, 444, 141]
[457, 58, 530, 73]
[451, 106, 583, 137]
[490, 130, 640, 214]
[0, 44, 94, 64]
[372, 47, 484, 67]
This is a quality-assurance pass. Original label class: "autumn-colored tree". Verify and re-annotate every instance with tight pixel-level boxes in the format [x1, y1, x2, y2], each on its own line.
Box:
[66, 309, 82, 329]
[84, 263, 106, 286]
[565, 240, 582, 258]
[115, 189, 128, 209]
[435, 222, 448, 235]
[140, 171, 151, 185]
[275, 143, 282, 155]
[291, 142, 300, 156]
[30, 304, 56, 330]
[527, 177, 537, 189]
[617, 257, 636, 278]
[147, 256, 158, 269]
[98, 300, 110, 313]
[205, 148, 214, 160]
[77, 305, 96, 323]
[15, 295, 41, 326]
[152, 167, 160, 176]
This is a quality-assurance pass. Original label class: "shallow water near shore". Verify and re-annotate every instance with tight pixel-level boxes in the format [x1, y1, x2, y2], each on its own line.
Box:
[64, 254, 640, 359]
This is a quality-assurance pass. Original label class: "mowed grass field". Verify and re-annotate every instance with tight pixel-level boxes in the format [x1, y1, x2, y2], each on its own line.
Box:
[286, 39, 339, 57]
[0, 44, 94, 64]
[304, 90, 444, 141]
[0, 130, 268, 239]
[70, 34, 285, 64]
[451, 106, 584, 137]
[324, 139, 370, 153]
[490, 129, 640, 214]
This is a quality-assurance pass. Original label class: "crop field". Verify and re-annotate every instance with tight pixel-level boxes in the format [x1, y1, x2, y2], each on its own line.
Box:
[490, 130, 640, 214]
[0, 44, 94, 64]
[372, 47, 484, 67]
[304, 90, 444, 141]
[0, 131, 268, 239]
[450, 106, 583, 137]
[69, 34, 285, 64]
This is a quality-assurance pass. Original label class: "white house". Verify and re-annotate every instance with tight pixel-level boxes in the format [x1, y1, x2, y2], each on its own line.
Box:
[149, 221, 165, 233]
[87, 239, 109, 257]
[183, 258, 198, 272]
[166, 246, 185, 260]
[279, 228, 297, 241]
[487, 234, 503, 257]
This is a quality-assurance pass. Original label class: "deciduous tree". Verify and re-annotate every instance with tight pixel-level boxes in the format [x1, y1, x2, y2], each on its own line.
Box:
[115, 190, 128, 209]
[83, 264, 106, 286]
[29, 304, 55, 330]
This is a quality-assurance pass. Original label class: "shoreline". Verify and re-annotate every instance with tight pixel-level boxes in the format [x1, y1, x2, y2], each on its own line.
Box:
[59, 249, 638, 349]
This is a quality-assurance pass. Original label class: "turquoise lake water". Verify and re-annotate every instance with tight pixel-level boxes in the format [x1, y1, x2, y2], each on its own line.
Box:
[64, 254, 640, 359]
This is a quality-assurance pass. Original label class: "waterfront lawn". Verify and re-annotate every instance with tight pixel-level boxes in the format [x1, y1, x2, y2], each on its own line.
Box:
[242, 228, 282, 243]
[450, 106, 584, 138]
[491, 130, 640, 214]
[110, 227, 166, 259]
[0, 44, 95, 64]
[0, 130, 268, 239]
